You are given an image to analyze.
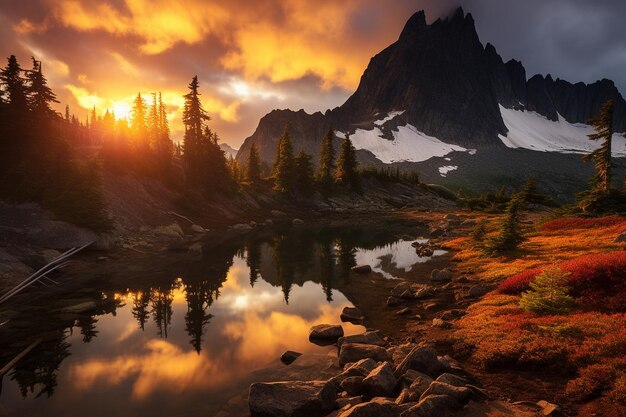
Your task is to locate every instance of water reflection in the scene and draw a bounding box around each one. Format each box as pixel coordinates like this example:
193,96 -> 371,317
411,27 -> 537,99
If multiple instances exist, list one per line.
0,223 -> 436,417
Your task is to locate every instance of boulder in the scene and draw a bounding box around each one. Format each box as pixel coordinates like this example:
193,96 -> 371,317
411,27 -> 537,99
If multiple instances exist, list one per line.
351,265 -> 372,274
338,397 -> 401,417
432,318 -> 452,329
335,396 -> 364,409
191,224 -> 206,233
407,375 -> 433,402
330,359 -> 378,389
292,218 -> 304,225
232,223 -> 253,232
339,343 -> 389,367
413,287 -> 435,300
362,362 -> 397,397
615,232 -> 626,243
338,331 -> 385,349
435,373 -> 466,388
468,285 -> 490,298
280,351 -> 302,365
310,324 -> 344,341
394,347 -> 441,378
437,355 -> 463,373
399,394 -> 458,417
340,376 -> 365,396
537,400 -> 560,416
396,387 -> 411,405
249,380 -> 336,417
401,370 -> 433,388
386,296 -> 401,307
419,382 -> 471,404
340,307 -> 364,323
430,269 -> 452,283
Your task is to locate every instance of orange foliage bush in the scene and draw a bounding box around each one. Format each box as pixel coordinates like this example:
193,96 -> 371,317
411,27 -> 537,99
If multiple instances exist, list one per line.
541,216 -> 626,232
498,251 -> 626,312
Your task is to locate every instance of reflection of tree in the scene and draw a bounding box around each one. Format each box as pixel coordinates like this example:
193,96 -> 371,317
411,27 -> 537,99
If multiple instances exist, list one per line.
319,239 -> 336,302
150,286 -> 175,339
184,280 -> 218,353
11,332 -> 71,398
337,236 -> 357,285
132,290 -> 151,330
246,241 -> 261,288
77,315 -> 98,343
272,235 -> 295,304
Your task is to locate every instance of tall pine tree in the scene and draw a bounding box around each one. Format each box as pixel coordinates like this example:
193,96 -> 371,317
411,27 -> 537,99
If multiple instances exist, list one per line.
584,99 -> 614,194
295,151 -> 314,196
335,133 -> 360,190
273,127 -> 295,192
130,93 -> 148,140
317,127 -> 335,187
246,142 -> 261,184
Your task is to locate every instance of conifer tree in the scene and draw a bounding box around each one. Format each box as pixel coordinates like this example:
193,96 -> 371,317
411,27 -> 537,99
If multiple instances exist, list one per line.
335,133 -> 360,190
0,55 -> 28,113
182,76 -> 210,180
584,99 -> 614,194
25,58 -> 59,117
130,93 -> 148,139
65,105 -> 70,122
317,127 -> 335,187
273,127 -> 295,192
90,105 -> 97,128
155,92 -> 172,164
295,151 -> 314,196
519,267 -> 576,315
246,142 -> 261,184
148,92 -> 159,145
484,193 -> 525,254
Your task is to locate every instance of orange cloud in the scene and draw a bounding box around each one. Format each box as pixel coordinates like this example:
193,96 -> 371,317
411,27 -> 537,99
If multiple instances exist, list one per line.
13,18 -> 50,34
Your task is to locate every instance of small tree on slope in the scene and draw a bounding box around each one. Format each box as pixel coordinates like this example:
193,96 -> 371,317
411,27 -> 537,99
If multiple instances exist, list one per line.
519,267 -> 576,315
246,142 -> 261,184
484,193 -> 525,254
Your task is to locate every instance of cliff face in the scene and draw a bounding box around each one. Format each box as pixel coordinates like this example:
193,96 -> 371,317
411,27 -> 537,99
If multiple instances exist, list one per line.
236,7 -> 626,165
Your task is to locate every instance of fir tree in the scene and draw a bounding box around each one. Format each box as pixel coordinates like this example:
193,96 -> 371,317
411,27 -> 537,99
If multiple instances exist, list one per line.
148,92 -> 159,145
317,127 -> 335,187
156,92 -> 173,164
273,127 -> 296,192
246,142 -> 261,184
90,105 -> 97,128
0,55 -> 28,113
182,76 -> 210,181
64,105 -> 70,122
335,133 -> 360,190
130,93 -> 148,138
295,151 -> 314,196
584,99 -> 614,194
25,58 -> 59,117
484,193 -> 525,254
519,267 -> 576,315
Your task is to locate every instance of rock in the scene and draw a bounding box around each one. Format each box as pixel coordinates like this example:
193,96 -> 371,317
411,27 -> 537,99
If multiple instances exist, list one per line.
341,376 -> 365,396
363,362 -> 397,397
401,370 -> 433,387
400,394 -> 458,417
466,384 -> 490,401
386,296 -> 401,307
292,218 -> 304,225
338,331 -> 385,349
468,285 -> 490,298
280,351 -> 302,365
345,358 -> 378,374
190,224 -> 205,233
443,214 -> 459,221
330,359 -> 377,389
615,232 -> 626,243
391,282 -> 412,297
310,324 -> 344,341
394,347 -> 441,378
60,301 -> 97,313
396,308 -> 411,316
335,396 -> 364,409
232,223 -> 253,232
430,269 -> 452,283
413,287 -> 435,300
537,400 -> 560,416
340,307 -> 364,323
435,374 -> 466,388
461,219 -> 477,227
339,343 -> 389,367
455,276 -> 469,283
437,355 -> 463,373
271,210 -> 286,217
249,380 -> 336,417
432,318 -> 452,329
338,397 -> 401,417
188,242 -> 203,255
396,387 -> 411,405
351,265 -> 372,274
154,223 -> 184,240
406,375 -> 433,401
419,382 -> 471,404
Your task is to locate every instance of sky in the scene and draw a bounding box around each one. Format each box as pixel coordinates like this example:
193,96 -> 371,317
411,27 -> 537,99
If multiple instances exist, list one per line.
1,0 -> 626,148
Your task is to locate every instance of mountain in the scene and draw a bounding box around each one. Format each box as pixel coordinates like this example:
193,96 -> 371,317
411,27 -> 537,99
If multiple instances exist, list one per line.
220,143 -> 238,159
236,7 -> 626,197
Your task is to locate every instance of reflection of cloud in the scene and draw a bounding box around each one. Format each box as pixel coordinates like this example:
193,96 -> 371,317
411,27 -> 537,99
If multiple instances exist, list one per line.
115,321 -> 138,343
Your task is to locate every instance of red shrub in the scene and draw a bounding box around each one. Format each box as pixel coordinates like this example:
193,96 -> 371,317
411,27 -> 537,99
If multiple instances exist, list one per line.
498,251 -> 626,312
541,216 -> 626,232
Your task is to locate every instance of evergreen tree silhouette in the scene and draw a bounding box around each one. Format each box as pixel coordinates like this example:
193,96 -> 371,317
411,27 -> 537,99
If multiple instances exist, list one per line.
335,133 -> 360,190
246,142 -> 262,184
273,127 -> 296,192
246,241 -> 262,287
317,127 -> 336,188
295,151 -> 314,196
132,290 -> 151,331
585,99 -> 614,194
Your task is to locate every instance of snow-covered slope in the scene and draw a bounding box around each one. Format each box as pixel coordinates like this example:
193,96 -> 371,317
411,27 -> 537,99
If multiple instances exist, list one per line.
344,112 -> 471,164
499,105 -> 626,156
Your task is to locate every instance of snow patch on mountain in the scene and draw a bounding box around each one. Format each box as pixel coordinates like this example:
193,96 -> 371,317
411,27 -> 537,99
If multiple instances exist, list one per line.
438,166 -> 458,177
344,116 -> 469,163
498,105 -> 626,156
374,110 -> 405,126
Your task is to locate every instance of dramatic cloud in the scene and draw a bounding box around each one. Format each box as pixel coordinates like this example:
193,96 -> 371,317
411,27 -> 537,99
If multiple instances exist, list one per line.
1,0 -> 625,147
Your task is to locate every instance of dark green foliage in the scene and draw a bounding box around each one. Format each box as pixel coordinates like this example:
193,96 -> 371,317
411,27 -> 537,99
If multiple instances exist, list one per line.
470,219 -> 488,244
521,177 -> 554,206
335,133 -> 360,190
317,127 -> 335,188
519,267 -> 577,315
246,142 -> 261,184
25,57 -> 59,116
459,186 -> 512,212
359,166 -> 419,185
484,193 -> 526,254
584,99 -> 614,194
294,151 -> 314,196
272,127 -> 296,193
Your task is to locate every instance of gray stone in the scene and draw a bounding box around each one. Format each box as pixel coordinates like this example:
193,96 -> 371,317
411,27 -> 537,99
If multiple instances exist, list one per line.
391,282 -> 412,297
191,224 -> 205,233
394,347 -> 441,378
430,269 -> 452,283
340,307 -> 364,323
338,332 -> 385,349
339,343 -> 389,367
338,397 -> 401,417
341,376 -> 364,396
435,373 -> 467,388
351,265 -> 372,274
330,359 -> 377,389
280,351 -> 302,365
401,370 -> 433,387
154,223 -> 184,239
468,285 -> 490,298
362,362 -> 397,397
310,324 -> 344,341
419,382 -> 471,404
399,394 -> 458,417
249,380 -> 336,417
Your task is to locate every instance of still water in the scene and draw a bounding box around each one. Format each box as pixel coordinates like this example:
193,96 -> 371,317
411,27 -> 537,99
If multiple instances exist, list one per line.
0,224 -> 444,417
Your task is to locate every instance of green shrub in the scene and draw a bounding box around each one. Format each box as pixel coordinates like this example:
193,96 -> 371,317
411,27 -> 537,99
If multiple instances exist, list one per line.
519,267 -> 576,315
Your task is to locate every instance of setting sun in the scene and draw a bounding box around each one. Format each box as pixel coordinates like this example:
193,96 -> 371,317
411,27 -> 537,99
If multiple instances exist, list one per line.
112,100 -> 132,120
